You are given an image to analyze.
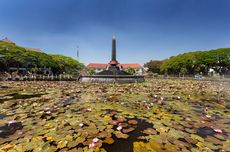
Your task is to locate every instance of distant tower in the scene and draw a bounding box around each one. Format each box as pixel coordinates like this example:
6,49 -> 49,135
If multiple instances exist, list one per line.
77,46 -> 79,61
109,35 -> 118,65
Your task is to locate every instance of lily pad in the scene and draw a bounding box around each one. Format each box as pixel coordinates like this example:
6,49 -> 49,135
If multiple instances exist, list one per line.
103,137 -> 114,144
114,131 -> 129,139
122,127 -> 135,134
128,120 -> 138,125
143,128 -> 157,135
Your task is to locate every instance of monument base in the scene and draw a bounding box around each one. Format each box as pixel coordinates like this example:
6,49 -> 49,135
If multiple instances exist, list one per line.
79,75 -> 145,84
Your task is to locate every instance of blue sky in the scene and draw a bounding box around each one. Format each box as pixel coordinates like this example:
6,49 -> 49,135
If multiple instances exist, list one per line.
0,0 -> 230,65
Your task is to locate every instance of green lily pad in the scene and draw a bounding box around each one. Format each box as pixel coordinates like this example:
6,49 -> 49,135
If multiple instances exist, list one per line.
143,128 -> 157,135
57,140 -> 68,149
114,131 -> 129,139
103,137 -> 114,144
128,120 -> 138,125
190,134 -> 204,142
122,127 -> 135,133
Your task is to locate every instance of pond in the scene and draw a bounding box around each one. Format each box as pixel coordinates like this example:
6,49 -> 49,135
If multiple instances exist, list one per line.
0,79 -> 229,151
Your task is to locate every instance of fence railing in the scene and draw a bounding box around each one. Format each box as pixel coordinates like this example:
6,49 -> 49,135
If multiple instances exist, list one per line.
145,74 -> 230,82
0,74 -> 78,81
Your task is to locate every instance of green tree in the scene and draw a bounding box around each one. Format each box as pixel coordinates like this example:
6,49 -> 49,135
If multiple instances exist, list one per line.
180,67 -> 187,77
50,54 -> 84,75
126,67 -> 136,75
88,69 -> 96,75
0,41 -> 84,75
160,48 -> 230,75
144,60 -> 163,74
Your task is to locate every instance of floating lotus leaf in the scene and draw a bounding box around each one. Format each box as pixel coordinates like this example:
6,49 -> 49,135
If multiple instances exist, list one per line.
106,125 -> 114,129
122,127 -> 135,133
109,120 -> 118,125
57,140 -> 68,149
164,143 -> 177,152
64,135 -> 73,141
133,142 -> 151,152
169,129 -> 187,140
40,142 -> 52,152
13,144 -> 25,152
214,134 -> 225,140
143,128 -> 157,135
204,141 -> 218,150
97,125 -> 106,131
196,142 -> 205,148
67,140 -> 78,148
118,123 -> 129,128
114,131 -> 129,139
117,116 -> 127,122
173,139 -> 190,149
0,144 -> 14,151
223,140 -> 230,151
85,127 -> 99,136
103,137 -> 114,144
104,115 -> 110,119
185,137 -> 198,145
185,128 -> 196,134
23,141 -> 39,151
128,120 -> 138,125
69,119 -> 80,126
98,131 -> 109,138
75,136 -> 86,145
133,141 -> 162,152
206,136 -> 222,145
190,134 -> 204,142
156,127 -> 169,133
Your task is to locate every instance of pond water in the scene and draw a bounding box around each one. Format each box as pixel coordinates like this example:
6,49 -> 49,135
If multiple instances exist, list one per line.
197,127 -> 215,138
0,80 -> 229,151
103,117 -> 152,152
0,114 -> 7,119
0,122 -> 23,138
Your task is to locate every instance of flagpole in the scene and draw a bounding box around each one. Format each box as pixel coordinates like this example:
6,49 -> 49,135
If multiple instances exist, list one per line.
77,46 -> 79,61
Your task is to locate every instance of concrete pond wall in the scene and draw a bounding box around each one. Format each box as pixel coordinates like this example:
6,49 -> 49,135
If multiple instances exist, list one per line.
79,75 -> 145,84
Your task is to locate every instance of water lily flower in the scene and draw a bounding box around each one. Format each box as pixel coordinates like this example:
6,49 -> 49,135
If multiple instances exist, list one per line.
117,126 -> 122,131
87,108 -> 92,111
206,115 -> 211,118
89,142 -> 95,148
8,120 -> 17,126
18,131 -> 23,135
185,118 -> 191,121
46,111 -> 51,114
79,123 -> 84,127
93,138 -> 99,143
152,99 -> 157,103
214,129 -> 223,134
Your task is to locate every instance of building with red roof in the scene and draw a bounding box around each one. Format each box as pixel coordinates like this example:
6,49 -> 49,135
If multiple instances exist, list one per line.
87,63 -> 145,75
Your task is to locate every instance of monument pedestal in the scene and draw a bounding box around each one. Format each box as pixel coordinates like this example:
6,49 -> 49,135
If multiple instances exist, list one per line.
79,36 -> 145,83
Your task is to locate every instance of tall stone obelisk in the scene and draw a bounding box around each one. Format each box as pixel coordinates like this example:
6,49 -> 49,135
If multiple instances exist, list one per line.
110,35 -> 118,65
112,35 -> 116,62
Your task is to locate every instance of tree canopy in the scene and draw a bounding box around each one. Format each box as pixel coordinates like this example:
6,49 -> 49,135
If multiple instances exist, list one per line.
145,48 -> 230,75
144,60 -> 163,74
0,41 -> 84,75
